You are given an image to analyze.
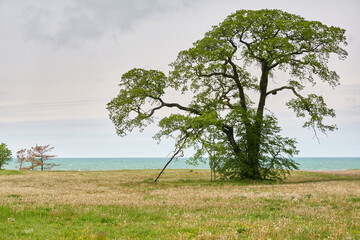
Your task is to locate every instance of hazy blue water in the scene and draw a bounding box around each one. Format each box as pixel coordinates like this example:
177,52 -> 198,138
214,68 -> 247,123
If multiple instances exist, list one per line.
3,157 -> 360,171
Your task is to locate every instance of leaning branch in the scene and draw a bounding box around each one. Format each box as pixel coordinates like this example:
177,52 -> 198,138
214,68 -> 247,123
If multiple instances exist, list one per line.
154,135 -> 188,182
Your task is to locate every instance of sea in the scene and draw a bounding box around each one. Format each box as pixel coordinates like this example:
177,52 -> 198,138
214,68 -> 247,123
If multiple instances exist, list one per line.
3,157 -> 360,171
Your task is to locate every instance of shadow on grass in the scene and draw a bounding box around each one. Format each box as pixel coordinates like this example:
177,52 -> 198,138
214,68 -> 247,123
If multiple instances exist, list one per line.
141,170 -> 360,188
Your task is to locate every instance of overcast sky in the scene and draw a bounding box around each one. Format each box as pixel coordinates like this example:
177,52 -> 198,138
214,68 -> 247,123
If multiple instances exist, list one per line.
0,0 -> 359,158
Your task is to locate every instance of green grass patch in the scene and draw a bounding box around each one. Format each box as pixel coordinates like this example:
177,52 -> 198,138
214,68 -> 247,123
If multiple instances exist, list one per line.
0,170 -> 21,175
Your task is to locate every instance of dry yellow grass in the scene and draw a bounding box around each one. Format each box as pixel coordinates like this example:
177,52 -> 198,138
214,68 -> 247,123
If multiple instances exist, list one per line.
1,169 -> 360,239
1,170 -> 359,208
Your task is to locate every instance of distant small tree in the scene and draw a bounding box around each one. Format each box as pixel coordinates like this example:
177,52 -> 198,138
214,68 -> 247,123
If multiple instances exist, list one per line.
31,144 -> 58,171
16,149 -> 26,170
16,144 -> 58,171
16,149 -> 35,170
0,143 -> 12,170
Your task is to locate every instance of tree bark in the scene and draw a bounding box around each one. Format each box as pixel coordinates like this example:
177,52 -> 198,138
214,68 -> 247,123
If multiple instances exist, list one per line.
243,62 -> 270,179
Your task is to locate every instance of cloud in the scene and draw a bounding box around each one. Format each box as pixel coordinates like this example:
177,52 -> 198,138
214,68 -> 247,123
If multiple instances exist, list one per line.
19,0 -> 199,47
0,99 -> 107,123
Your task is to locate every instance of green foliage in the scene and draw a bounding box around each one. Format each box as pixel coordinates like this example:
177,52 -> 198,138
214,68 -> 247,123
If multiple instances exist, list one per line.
286,94 -> 337,133
0,143 -> 12,170
107,68 -> 168,136
107,9 -> 347,180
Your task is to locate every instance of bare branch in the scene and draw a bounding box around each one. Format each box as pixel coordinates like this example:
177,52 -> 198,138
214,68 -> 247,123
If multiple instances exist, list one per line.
154,135 -> 188,182
199,72 -> 234,80
227,57 -> 248,111
158,98 -> 201,115
266,86 -> 304,100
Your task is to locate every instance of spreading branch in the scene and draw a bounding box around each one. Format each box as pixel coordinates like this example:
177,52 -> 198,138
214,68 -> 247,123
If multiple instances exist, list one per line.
266,86 -> 303,99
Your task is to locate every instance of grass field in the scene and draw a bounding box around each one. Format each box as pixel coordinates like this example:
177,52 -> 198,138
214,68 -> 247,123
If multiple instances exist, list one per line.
0,169 -> 359,239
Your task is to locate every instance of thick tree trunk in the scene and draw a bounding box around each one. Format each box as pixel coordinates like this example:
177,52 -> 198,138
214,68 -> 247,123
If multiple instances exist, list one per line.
241,62 -> 270,180
244,126 -> 262,179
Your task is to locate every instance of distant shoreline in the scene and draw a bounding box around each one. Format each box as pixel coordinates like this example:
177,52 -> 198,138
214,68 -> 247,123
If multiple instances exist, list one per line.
4,157 -> 360,171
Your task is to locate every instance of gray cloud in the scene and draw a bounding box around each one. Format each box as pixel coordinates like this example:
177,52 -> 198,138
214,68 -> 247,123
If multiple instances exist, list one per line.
1,0 -> 359,157
20,0 -> 198,47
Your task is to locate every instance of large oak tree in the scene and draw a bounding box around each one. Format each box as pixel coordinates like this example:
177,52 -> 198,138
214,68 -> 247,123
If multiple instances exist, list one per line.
108,9 -> 347,180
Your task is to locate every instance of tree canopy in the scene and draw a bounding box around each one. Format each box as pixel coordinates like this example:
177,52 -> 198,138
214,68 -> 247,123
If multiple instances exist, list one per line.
107,9 -> 347,180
